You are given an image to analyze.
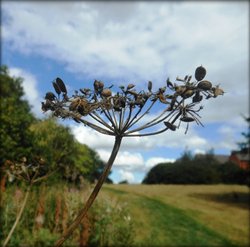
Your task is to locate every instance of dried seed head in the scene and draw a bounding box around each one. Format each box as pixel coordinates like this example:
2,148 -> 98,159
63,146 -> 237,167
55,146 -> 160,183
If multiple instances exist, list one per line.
197,80 -> 212,90
195,66 -> 206,81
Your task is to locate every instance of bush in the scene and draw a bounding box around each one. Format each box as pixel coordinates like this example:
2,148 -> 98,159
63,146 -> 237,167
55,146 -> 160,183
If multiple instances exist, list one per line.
143,151 -> 248,185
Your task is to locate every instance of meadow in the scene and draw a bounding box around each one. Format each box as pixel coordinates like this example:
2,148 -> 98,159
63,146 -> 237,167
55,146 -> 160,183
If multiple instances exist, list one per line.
101,184 -> 249,247
1,184 -> 249,247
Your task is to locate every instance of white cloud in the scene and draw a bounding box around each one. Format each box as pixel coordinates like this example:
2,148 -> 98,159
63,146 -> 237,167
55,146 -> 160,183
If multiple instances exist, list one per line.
97,149 -> 144,169
118,170 -> 135,183
2,1 -> 248,163
2,1 -> 248,126
8,67 -> 42,117
71,121 -> 209,152
145,157 -> 175,169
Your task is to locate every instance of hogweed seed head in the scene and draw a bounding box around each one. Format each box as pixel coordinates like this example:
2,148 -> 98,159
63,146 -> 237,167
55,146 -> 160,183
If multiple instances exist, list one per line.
42,66 -> 224,137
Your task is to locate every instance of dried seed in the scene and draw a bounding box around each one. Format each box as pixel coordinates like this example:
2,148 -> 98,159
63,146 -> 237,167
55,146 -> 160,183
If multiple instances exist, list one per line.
195,66 -> 206,81
94,80 -> 100,91
56,77 -> 67,93
53,82 -> 61,95
164,121 -> 177,131
192,92 -> 203,103
45,92 -> 56,101
180,116 -> 195,122
127,84 -> 135,90
69,98 -> 80,111
166,78 -> 174,88
148,81 -> 152,92
212,86 -> 224,97
197,80 -> 212,90
182,90 -> 194,99
101,89 -> 112,97
158,94 -> 168,104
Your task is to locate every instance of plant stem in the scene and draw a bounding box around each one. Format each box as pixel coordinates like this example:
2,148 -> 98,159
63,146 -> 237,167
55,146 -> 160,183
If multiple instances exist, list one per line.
3,185 -> 31,247
54,136 -> 123,247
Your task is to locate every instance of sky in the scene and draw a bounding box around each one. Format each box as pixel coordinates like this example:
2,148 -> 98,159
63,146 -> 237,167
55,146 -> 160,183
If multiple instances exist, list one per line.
1,1 -> 249,184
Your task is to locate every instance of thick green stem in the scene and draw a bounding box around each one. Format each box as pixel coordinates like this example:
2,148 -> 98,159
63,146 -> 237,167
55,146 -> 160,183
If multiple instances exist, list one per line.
54,136 -> 123,247
3,185 -> 31,247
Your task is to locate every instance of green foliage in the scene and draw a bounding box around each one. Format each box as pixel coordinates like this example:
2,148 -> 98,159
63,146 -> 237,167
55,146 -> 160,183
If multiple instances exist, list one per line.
1,185 -> 134,247
218,161 -> 249,185
143,150 -> 248,185
89,199 -> 135,247
30,118 -> 109,184
0,65 -> 112,184
0,65 -> 35,164
237,116 -> 250,153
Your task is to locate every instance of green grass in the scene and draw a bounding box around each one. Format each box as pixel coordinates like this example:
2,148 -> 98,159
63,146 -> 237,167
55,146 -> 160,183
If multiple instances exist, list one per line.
2,184 -> 248,247
102,185 -> 249,247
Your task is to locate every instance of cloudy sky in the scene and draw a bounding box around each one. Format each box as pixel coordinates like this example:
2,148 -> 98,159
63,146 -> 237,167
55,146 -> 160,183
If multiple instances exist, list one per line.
2,1 -> 249,183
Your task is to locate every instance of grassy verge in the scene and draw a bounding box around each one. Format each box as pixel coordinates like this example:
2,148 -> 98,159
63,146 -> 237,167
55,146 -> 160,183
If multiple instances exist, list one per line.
102,185 -> 249,247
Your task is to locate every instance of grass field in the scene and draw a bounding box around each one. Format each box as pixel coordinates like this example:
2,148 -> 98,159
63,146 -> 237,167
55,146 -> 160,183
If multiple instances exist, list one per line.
99,184 -> 249,247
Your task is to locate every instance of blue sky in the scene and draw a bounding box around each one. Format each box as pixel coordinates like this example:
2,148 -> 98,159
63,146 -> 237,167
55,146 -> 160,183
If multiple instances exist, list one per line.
1,1 -> 249,183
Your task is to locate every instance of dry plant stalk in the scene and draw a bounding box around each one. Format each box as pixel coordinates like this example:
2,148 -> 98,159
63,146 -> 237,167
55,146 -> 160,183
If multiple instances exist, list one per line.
41,66 -> 224,246
2,157 -> 55,247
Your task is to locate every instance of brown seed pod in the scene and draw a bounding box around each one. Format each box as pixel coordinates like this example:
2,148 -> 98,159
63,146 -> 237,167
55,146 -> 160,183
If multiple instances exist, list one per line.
195,66 -> 206,81
164,121 -> 177,131
69,98 -> 80,111
101,89 -> 112,97
56,77 -> 67,94
45,92 -> 56,101
197,80 -> 212,90
180,116 -> 195,122
212,86 -> 224,97
53,82 -> 61,95
148,81 -> 152,92
182,90 -> 194,99
166,78 -> 173,88
158,93 -> 168,104
192,91 -> 203,103
127,84 -> 135,90
99,81 -> 104,89
94,80 -> 100,91
175,86 -> 186,95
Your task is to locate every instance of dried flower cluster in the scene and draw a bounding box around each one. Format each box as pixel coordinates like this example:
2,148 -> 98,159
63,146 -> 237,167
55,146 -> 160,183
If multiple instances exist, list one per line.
42,66 -> 224,136
3,157 -> 50,184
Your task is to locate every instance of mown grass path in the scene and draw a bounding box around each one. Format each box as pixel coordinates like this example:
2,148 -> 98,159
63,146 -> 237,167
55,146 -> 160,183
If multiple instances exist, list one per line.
101,185 -> 247,247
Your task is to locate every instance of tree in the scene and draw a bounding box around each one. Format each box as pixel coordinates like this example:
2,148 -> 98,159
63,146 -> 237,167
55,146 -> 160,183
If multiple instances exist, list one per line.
0,65 -> 35,164
30,118 -> 109,184
237,115 -> 250,153
218,161 -> 249,185
143,150 -> 221,184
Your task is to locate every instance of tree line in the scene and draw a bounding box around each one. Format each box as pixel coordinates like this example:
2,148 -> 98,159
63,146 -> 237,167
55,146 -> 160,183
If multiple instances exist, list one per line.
143,150 -> 249,185
0,65 -> 112,185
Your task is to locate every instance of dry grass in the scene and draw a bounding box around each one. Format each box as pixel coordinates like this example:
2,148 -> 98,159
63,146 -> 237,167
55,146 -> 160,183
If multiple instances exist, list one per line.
102,184 -> 249,246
